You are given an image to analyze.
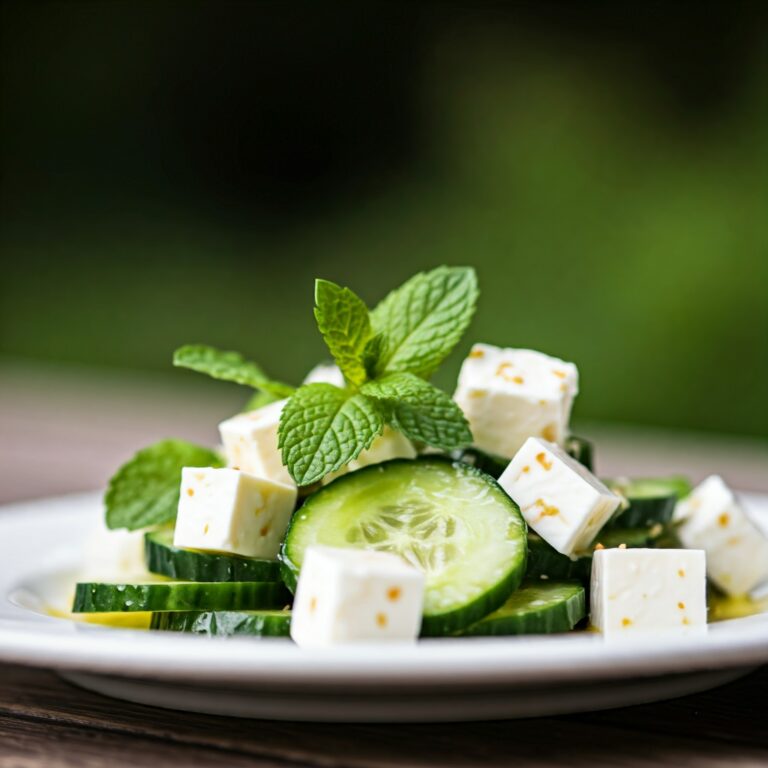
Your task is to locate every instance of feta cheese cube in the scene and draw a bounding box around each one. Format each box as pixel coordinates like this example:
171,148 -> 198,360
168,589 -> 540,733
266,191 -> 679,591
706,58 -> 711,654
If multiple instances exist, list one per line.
218,399 -> 294,487
676,475 -> 768,596
290,545 -> 425,647
591,548 -> 707,636
454,344 -> 579,458
303,363 -> 345,387
322,426 -> 417,484
174,467 -> 296,558
498,437 -> 620,555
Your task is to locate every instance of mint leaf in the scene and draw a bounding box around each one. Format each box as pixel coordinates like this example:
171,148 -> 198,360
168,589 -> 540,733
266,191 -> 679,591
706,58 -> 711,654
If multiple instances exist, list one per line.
314,280 -> 372,387
173,345 -> 294,398
363,373 -> 472,450
370,266 -> 479,378
105,440 -> 223,531
362,332 -> 385,380
278,384 -> 384,485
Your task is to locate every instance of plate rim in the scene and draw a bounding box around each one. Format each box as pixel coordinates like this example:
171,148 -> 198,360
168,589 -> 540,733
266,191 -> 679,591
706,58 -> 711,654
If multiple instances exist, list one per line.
1,490 -> 767,689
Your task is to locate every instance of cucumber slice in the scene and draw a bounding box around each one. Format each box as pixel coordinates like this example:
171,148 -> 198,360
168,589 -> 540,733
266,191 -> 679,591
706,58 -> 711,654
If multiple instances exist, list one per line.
526,534 -> 592,583
281,458 -> 528,636
526,527 -> 659,583
449,447 -> 508,479
151,609 -> 291,637
564,435 -> 594,472
144,529 -> 281,583
604,476 -> 692,529
461,581 -> 586,636
72,580 -> 290,613
452,436 -> 593,480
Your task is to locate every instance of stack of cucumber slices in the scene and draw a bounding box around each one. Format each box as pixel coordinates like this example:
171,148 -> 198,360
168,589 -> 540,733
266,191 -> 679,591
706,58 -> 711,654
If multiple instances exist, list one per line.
71,453 -> 689,639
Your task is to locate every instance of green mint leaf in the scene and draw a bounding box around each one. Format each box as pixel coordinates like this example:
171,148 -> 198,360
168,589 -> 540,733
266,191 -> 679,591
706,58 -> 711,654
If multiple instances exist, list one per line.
362,373 -> 472,450
362,332 -> 385,380
173,345 -> 294,398
105,439 -> 223,531
278,383 -> 384,485
313,279 -> 372,387
370,266 -> 479,378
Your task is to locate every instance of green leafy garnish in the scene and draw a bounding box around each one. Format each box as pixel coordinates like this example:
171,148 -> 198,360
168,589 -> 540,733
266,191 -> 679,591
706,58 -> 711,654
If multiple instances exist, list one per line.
276,266 -> 478,484
173,344 -> 294,399
370,266 -> 479,379
277,384 -> 384,486
167,266 -> 478,486
362,373 -> 472,450
105,440 -> 223,530
313,279 -> 372,387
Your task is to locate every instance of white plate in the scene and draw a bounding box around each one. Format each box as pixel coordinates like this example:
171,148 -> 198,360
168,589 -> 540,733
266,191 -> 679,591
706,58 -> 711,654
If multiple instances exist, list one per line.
1,491 -> 767,722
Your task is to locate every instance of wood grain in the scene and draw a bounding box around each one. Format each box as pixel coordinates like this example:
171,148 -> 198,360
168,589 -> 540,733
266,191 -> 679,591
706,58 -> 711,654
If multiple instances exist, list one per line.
0,663 -> 766,767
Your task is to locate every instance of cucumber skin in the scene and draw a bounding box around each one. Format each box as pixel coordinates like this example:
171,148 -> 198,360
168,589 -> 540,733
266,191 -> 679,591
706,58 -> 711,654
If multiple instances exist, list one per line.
606,496 -> 676,529
449,448 -> 508,479
280,457 -> 528,637
526,535 -> 592,584
461,582 -> 586,636
452,435 -> 593,480
418,557 -> 526,636
144,531 -> 281,583
526,527 -> 659,584
73,581 -> 290,613
564,436 -> 594,472
151,610 -> 291,637
604,477 -> 692,529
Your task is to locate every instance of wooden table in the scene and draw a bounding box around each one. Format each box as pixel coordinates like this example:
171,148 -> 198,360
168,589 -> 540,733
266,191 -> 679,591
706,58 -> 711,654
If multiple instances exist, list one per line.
2,364 -> 767,767
1,663 -> 767,767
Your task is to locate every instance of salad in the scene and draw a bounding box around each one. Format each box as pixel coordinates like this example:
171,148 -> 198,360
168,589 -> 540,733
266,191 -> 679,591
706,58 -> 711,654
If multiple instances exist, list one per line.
72,266 -> 768,644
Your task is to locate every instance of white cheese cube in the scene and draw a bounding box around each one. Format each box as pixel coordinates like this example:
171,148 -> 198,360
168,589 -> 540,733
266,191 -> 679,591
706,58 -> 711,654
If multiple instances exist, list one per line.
80,520 -> 149,581
454,344 -> 579,458
174,467 -> 296,558
591,548 -> 707,636
218,399 -> 294,487
498,437 -> 620,555
303,363 -> 345,387
322,426 -> 417,484
290,545 -> 425,647
676,475 -> 768,596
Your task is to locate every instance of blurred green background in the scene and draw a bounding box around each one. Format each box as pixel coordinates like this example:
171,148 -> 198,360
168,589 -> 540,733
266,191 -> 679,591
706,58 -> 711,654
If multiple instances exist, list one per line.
1,1 -> 766,437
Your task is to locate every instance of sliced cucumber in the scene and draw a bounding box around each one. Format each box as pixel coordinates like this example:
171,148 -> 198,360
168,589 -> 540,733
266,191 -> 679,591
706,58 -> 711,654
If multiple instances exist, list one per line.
526,534 -> 592,583
526,527 -> 660,583
596,526 -> 665,548
151,609 -> 291,637
452,436 -> 593,479
449,447 -> 508,479
144,529 -> 281,583
604,476 -> 692,529
280,458 -> 528,636
461,581 -> 586,636
72,580 -> 290,613
564,435 -> 594,472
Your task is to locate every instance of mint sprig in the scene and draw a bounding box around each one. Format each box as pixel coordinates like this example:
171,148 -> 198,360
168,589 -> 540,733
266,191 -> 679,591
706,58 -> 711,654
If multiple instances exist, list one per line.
313,280 -> 372,387
165,266 -> 477,486
173,344 -> 294,399
105,440 -> 223,530
370,266 -> 479,379
276,266 -> 477,484
278,384 -> 384,486
362,373 -> 472,450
